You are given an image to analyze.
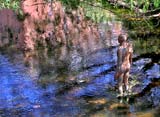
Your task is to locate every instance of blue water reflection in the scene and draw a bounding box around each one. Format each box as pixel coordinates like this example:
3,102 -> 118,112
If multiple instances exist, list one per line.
0,54 -> 44,109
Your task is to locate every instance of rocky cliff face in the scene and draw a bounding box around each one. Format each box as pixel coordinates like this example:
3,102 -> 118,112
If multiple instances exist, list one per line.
21,0 -> 101,51
0,0 -> 103,52
0,9 -> 23,48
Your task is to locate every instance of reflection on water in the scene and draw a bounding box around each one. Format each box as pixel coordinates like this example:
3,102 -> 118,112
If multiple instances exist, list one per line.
0,11 -> 160,117
0,54 -> 42,109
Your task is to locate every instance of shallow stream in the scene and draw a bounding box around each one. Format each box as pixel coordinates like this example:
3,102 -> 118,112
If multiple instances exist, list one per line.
0,9 -> 160,117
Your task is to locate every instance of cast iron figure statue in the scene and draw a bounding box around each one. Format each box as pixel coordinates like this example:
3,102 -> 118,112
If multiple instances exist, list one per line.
115,34 -> 133,97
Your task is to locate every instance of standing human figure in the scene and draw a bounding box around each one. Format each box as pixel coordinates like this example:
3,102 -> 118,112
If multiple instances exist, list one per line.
114,34 -> 133,97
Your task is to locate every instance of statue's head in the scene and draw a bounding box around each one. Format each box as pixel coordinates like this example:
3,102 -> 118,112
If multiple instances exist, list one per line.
118,34 -> 127,44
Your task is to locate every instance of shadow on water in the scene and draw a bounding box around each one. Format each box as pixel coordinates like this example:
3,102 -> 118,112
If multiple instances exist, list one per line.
0,10 -> 160,117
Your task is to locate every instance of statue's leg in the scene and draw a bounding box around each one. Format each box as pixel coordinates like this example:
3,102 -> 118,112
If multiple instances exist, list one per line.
118,73 -> 124,96
124,71 -> 130,93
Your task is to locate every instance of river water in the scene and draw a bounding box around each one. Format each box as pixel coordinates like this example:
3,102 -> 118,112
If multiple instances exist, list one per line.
0,10 -> 160,117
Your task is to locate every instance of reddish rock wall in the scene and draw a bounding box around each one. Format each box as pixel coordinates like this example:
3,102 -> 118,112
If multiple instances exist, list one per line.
0,9 -> 23,48
21,0 -> 101,51
0,1 -> 102,52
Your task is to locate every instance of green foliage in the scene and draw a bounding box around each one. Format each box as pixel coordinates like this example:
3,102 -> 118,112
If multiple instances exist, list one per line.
153,0 -> 160,8
81,2 -> 116,23
60,0 -> 80,9
0,0 -> 20,10
133,37 -> 160,55
123,0 -> 160,12
142,0 -> 149,12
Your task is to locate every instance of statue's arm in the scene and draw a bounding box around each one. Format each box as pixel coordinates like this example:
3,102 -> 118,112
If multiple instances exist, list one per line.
115,48 -> 122,80
129,52 -> 132,65
129,44 -> 133,65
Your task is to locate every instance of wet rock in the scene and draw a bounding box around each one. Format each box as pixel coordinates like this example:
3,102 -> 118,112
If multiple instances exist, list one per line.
83,48 -> 117,69
146,63 -> 160,79
135,112 -> 155,117
109,103 -> 129,111
149,87 -> 160,107
88,98 -> 107,104
132,58 -> 152,72
69,49 -> 83,71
